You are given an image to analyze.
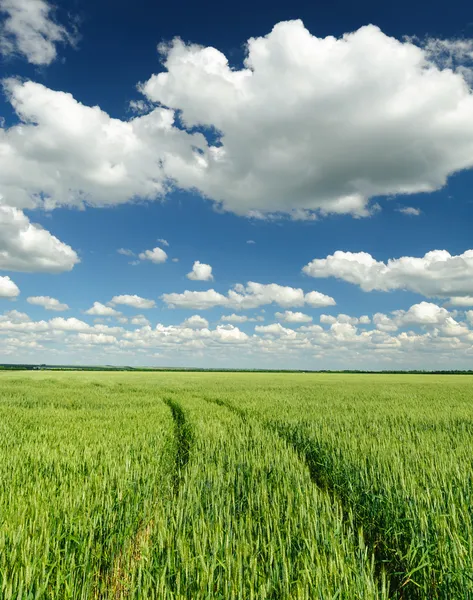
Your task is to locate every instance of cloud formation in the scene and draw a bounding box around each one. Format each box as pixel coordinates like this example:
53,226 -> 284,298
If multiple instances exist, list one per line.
0,0 -> 75,65
3,300 -> 473,369
303,249 -> 473,300
85,302 -> 121,317
142,21 -> 473,217
0,206 -> 79,272
110,295 -> 156,309
275,310 -> 313,323
27,296 -> 69,311
2,22 -> 473,219
0,275 -> 19,297
162,282 -> 335,310
186,261 -> 213,281
138,247 -> 168,263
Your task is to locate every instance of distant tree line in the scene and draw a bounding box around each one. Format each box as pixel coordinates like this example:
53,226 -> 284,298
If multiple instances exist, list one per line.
1,364 -> 473,374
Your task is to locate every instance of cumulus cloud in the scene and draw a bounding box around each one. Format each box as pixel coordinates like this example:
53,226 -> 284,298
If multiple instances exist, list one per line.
0,0 -> 75,65
275,310 -> 312,323
2,23 -> 473,220
0,275 -> 19,297
162,282 -> 335,310
305,291 -> 336,307
187,261 -> 213,281
448,296 -> 473,307
0,309 -> 29,322
303,249 -> 473,300
76,333 -> 117,345
48,317 -> 90,332
0,206 -> 79,272
320,313 -> 370,325
130,315 -> 151,326
181,315 -> 209,329
255,323 -> 297,337
0,78 -> 203,211
157,238 -> 169,247
110,295 -> 156,309
162,289 -> 227,310
138,246 -> 168,263
85,302 -> 121,317
220,313 -> 249,323
141,21 -> 473,218
3,300 -> 473,368
27,296 -> 68,311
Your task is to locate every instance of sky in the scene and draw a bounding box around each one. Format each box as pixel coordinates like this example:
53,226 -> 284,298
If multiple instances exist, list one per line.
1,0 -> 473,369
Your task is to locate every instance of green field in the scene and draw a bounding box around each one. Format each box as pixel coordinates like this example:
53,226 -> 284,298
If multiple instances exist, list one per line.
1,372 -> 472,599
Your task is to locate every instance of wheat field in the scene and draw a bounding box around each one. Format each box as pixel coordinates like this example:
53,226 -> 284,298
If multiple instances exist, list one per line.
1,371 -> 472,599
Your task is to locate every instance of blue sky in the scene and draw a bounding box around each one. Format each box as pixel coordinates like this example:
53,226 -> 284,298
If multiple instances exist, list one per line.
1,0 -> 473,368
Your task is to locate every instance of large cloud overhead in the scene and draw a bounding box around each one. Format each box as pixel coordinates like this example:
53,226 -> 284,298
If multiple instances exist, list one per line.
142,21 -> 473,217
2,22 -> 473,218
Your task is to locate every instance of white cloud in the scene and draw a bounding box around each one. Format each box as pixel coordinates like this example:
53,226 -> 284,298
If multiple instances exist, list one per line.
373,313 -> 399,333
255,323 -> 297,337
76,333 -> 117,345
0,206 -> 79,272
448,296 -> 473,306
0,78 -> 202,211
212,324 -> 249,343
157,238 -> 169,247
27,296 -> 68,311
48,317 -> 90,332
305,291 -> 336,307
85,302 -> 121,317
162,282 -> 335,310
303,249 -> 473,300
320,313 -> 362,325
395,301 -> 449,325
247,240 -> 256,244
0,0 -> 75,65
162,289 -> 228,310
141,21 -> 473,218
187,260 -> 213,281
117,248 -> 135,257
138,246 -> 168,264
110,295 -> 156,309
3,301 -> 473,368
0,275 -> 19,297
181,315 -> 209,329
130,315 -> 151,326
422,37 -> 473,83
275,310 -> 312,323
397,207 -> 421,216
3,23 -> 473,220
0,309 -> 29,322
220,313 -> 249,323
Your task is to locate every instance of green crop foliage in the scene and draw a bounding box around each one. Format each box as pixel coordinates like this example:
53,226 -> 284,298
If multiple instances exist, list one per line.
1,371 -> 473,598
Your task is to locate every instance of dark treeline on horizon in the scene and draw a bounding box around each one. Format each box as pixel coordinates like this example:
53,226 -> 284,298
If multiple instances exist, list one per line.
1,364 -> 473,374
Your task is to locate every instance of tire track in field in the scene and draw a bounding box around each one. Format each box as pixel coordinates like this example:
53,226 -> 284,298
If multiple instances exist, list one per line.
202,395 -> 418,600
163,397 -> 193,492
106,398 -> 193,598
